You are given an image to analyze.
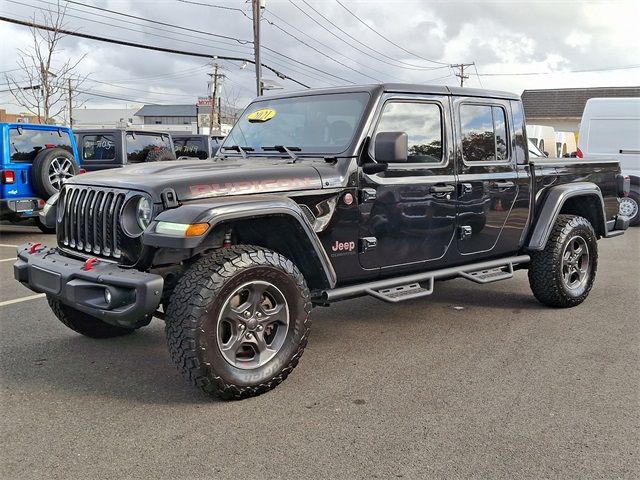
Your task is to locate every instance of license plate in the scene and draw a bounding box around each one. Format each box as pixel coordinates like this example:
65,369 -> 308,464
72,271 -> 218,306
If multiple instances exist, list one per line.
15,200 -> 35,212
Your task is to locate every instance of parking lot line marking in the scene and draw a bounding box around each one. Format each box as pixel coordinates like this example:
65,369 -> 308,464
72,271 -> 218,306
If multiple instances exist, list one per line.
0,294 -> 46,307
0,244 -> 19,248
0,258 -> 16,262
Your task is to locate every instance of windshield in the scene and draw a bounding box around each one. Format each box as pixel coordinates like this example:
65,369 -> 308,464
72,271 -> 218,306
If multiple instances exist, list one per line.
221,92 -> 370,156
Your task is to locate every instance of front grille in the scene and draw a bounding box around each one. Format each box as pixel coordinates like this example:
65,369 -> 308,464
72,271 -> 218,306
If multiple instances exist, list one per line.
59,186 -> 127,260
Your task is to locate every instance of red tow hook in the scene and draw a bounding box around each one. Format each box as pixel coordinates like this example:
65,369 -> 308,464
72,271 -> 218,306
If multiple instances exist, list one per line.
83,257 -> 99,271
29,243 -> 42,254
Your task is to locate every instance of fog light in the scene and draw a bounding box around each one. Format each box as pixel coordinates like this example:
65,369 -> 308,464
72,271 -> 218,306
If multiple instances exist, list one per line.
104,289 -> 112,305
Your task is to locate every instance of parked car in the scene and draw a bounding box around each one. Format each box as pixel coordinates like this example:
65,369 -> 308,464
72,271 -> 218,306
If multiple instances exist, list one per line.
577,97 -> 640,225
555,131 -> 577,158
1,123 -> 80,232
172,134 -> 225,159
526,124 -> 556,157
74,129 -> 176,171
16,84 -> 630,399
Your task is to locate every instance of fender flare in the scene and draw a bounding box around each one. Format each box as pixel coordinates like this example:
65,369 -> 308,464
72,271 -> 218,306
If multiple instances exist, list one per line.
143,194 -> 337,288
527,182 -> 608,250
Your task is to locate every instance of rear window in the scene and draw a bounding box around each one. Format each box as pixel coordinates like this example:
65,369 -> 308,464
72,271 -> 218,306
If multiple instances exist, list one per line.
8,128 -> 73,163
588,119 -> 640,153
174,137 -> 208,159
460,104 -> 509,162
126,132 -> 172,163
82,134 -> 116,161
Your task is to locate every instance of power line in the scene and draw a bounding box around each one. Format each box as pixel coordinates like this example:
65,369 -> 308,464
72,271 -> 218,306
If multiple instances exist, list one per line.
262,15 -> 382,82
334,0 -> 449,67
173,0 -> 356,85
9,0 -> 254,56
291,0 -> 448,71
0,15 -> 310,89
472,62 -> 483,88
177,0 -> 250,18
477,64 -> 640,76
64,0 -> 251,44
264,11 -> 405,82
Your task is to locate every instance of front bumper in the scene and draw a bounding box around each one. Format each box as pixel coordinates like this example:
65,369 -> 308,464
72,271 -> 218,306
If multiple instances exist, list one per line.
14,244 -> 163,328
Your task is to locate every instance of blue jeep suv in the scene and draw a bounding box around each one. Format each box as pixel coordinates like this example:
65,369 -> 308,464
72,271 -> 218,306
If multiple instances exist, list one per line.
1,123 -> 81,232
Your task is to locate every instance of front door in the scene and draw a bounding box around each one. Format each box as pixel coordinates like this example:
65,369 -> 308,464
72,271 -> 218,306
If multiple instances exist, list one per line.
358,95 -> 457,270
453,98 -> 519,255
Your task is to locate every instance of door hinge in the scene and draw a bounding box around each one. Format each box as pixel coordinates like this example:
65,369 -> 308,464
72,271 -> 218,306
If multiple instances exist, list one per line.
360,237 -> 377,253
459,226 -> 473,240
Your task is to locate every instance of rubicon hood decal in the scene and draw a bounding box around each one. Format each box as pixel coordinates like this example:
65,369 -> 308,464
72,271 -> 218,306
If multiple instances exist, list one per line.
189,177 -> 314,198
66,158 -> 324,202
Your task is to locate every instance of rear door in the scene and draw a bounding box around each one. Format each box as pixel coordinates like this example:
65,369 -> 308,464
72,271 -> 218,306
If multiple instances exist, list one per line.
453,97 -> 519,255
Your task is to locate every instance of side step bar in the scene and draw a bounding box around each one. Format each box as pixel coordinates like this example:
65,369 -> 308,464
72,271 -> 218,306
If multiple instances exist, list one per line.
322,255 -> 530,303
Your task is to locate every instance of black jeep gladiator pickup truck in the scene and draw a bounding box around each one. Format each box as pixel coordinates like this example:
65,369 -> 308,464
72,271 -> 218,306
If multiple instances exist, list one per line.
14,84 -> 630,399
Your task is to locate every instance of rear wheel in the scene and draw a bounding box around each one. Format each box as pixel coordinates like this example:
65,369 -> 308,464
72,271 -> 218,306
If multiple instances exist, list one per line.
48,297 -> 136,338
619,191 -> 639,226
165,245 -> 311,400
528,214 -> 598,308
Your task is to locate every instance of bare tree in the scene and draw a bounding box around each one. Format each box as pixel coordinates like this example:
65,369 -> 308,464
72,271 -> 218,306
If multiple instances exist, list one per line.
221,84 -> 243,126
5,0 -> 88,124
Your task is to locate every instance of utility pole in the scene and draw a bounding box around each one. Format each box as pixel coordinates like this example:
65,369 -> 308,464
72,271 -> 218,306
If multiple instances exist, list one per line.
208,63 -> 224,135
451,63 -> 473,87
252,0 -> 264,96
67,77 -> 72,127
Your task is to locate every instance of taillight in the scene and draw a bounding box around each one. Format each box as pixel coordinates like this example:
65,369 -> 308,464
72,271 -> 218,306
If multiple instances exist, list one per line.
1,170 -> 15,184
79,168 -> 87,174
576,148 -> 583,158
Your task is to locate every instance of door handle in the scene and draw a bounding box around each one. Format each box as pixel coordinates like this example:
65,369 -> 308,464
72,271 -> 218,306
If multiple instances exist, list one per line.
429,185 -> 455,194
490,181 -> 515,189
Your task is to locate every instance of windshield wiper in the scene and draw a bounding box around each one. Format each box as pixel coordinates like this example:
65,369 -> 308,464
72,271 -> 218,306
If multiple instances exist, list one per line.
221,145 -> 254,159
262,145 -> 301,163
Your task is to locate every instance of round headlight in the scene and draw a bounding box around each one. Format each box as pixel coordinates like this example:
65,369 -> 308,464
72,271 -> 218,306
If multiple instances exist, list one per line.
136,197 -> 152,230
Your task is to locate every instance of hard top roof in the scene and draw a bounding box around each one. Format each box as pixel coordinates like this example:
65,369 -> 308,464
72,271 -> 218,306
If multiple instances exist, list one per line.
253,83 -> 520,102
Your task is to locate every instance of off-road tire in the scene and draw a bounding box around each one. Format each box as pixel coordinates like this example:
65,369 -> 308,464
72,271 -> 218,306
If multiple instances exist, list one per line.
48,297 -> 136,338
31,148 -> 79,198
620,190 -> 639,226
35,217 -> 55,234
528,214 -> 598,308
165,245 -> 312,400
145,148 -> 176,162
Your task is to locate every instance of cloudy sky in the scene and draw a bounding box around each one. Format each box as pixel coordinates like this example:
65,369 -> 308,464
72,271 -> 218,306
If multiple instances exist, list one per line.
1,0 -> 639,114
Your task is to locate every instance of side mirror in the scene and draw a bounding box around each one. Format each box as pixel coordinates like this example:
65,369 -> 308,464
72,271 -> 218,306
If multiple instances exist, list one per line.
374,131 -> 408,163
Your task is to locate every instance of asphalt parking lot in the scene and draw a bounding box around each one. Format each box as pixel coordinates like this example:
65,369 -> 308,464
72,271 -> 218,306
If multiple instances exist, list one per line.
0,223 -> 638,480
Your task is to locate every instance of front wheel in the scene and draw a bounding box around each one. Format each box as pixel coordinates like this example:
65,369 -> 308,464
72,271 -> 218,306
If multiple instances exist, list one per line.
528,214 -> 598,308
165,245 -> 311,400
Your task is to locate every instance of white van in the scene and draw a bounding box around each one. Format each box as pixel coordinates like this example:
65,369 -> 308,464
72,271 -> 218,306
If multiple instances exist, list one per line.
555,131 -> 577,158
526,125 -> 557,158
578,98 -> 640,225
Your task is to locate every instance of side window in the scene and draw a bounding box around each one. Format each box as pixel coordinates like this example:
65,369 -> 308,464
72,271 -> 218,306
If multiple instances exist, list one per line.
82,134 -> 115,161
174,137 -> 207,159
376,101 -> 443,164
126,133 -> 171,163
9,128 -> 72,163
460,104 -> 509,162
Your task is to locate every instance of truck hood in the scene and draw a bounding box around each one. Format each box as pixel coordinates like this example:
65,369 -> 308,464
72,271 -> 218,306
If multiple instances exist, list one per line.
67,158 -> 325,202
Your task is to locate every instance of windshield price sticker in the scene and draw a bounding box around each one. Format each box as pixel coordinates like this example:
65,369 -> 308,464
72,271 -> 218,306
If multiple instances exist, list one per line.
246,108 -> 276,123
